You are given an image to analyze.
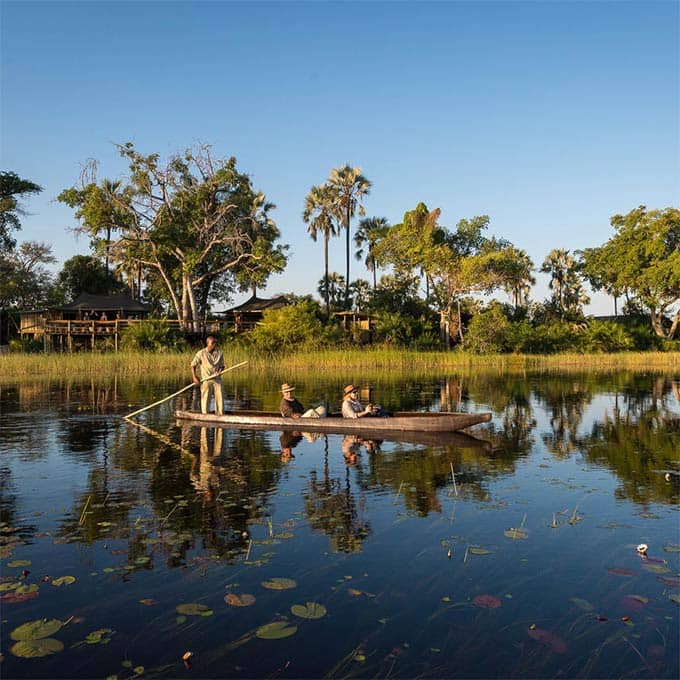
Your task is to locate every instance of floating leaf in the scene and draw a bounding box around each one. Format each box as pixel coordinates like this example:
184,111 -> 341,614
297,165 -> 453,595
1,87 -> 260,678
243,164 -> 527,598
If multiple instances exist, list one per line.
468,547 -> 491,556
176,603 -> 213,616
668,593 -> 680,604
291,602 -> 327,619
134,557 -> 150,565
133,666 -> 145,675
11,638 -> 64,657
354,653 -> 366,662
176,616 -> 186,625
52,576 -> 76,586
527,628 -> 566,654
658,576 -> 680,587
6,560 -> 31,568
261,577 -> 297,590
274,532 -> 294,540
139,598 -> 157,606
224,593 -> 256,607
348,588 -> 363,597
571,597 -> 594,612
663,543 -> 680,553
642,563 -> 670,574
607,567 -> 637,577
84,628 -> 113,644
0,582 -> 20,592
621,595 -> 648,612
504,528 -> 528,540
11,619 -> 63,641
473,594 -> 501,609
1,590 -> 39,603
256,621 -> 297,639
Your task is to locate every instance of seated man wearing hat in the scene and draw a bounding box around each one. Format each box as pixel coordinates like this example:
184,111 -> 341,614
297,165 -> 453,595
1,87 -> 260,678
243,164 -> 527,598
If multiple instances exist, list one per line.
341,384 -> 379,418
280,383 -> 326,418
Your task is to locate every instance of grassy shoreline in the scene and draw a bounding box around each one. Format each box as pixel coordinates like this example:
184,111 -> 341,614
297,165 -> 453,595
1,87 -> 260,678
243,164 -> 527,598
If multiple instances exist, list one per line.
2,348 -> 680,382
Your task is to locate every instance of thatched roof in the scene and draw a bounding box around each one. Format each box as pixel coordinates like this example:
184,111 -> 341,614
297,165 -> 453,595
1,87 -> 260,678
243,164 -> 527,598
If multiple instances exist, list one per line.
225,295 -> 289,314
57,293 -> 150,313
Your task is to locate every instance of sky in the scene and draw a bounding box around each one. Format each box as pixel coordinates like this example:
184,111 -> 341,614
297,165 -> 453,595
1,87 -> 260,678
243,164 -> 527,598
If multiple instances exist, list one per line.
2,0 -> 678,314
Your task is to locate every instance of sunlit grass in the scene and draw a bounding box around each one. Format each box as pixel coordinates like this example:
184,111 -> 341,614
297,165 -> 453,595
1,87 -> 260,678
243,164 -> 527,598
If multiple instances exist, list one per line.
2,348 -> 680,382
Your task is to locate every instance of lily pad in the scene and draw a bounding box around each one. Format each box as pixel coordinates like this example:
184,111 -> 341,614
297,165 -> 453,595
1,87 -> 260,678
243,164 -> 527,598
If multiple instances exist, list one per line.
641,563 -> 670,574
256,621 -> 297,639
504,528 -> 528,540
176,603 -> 213,616
6,560 -> 31,568
663,543 -> 680,553
224,593 -> 256,607
1,590 -> 39,603
0,582 -> 20,591
261,577 -> 297,590
528,628 -> 566,654
607,567 -> 637,577
84,628 -> 114,644
468,547 -> 491,555
52,576 -> 76,586
571,597 -> 594,612
473,594 -> 501,609
11,638 -> 64,658
11,619 -> 63,641
668,593 -> 680,604
621,595 -> 648,612
291,602 -> 327,619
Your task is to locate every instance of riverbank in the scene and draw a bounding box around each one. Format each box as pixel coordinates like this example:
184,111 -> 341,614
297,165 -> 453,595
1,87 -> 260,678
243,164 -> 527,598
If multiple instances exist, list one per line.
2,348 -> 680,381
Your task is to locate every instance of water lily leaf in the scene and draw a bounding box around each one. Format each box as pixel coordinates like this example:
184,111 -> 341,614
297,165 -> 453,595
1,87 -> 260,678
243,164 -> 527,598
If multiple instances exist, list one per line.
11,619 -> 63,640
176,616 -> 186,625
274,532 -> 294,539
657,576 -> 680,587
11,638 -> 64,657
52,576 -> 76,586
134,557 -> 150,565
504,528 -> 528,540
176,603 -> 213,616
607,567 -> 637,577
663,543 -> 680,553
668,593 -> 680,604
528,628 -> 566,654
15,583 -> 39,594
224,593 -> 256,607
354,653 -> 366,662
133,666 -> 145,675
139,598 -> 157,606
469,547 -> 491,555
571,597 -> 594,612
6,560 -> 31,568
256,621 -> 297,639
84,628 -> 113,644
0,582 -> 20,591
621,595 -> 648,612
291,602 -> 327,619
1,590 -> 39,603
261,577 -> 297,590
473,594 -> 501,609
641,563 -> 670,574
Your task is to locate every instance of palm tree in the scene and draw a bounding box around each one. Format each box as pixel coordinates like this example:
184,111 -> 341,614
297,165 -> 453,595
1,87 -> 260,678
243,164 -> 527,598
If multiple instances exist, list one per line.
349,278 -> 371,311
502,247 -> 535,312
317,272 -> 346,311
541,248 -> 588,318
327,165 -> 371,305
354,216 -> 389,289
303,185 -> 339,315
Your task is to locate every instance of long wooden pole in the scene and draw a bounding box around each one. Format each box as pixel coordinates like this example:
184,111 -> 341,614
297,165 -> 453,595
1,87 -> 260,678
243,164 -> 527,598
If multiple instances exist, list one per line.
123,360 -> 248,419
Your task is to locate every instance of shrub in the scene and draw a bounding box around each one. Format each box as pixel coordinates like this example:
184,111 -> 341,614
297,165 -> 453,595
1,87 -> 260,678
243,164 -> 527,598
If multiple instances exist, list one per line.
465,305 -> 513,354
245,300 -> 340,353
120,320 -> 183,351
578,320 -> 634,353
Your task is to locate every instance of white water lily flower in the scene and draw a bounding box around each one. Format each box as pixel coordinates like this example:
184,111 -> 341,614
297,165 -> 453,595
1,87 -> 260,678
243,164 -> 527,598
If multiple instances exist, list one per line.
636,544 -> 648,554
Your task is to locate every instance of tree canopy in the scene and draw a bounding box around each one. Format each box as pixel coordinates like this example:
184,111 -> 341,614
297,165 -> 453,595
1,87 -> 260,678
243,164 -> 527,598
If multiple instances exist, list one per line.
59,143 -> 287,327
0,172 -> 43,253
580,206 -> 680,339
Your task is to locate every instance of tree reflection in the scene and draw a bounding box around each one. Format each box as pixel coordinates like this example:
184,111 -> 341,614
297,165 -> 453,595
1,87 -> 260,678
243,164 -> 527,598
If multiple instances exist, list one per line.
304,438 -> 370,553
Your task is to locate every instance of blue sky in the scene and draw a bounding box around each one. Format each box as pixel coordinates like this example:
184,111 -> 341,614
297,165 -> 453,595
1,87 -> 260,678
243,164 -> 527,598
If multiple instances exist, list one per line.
2,0 -> 678,314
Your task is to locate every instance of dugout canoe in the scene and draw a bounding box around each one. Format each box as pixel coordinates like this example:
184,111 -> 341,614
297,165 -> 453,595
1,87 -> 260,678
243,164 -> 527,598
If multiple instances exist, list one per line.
174,409 -> 491,436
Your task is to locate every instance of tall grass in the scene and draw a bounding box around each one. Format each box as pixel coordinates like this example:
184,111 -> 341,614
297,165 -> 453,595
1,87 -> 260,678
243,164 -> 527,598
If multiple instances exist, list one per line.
2,348 -> 680,383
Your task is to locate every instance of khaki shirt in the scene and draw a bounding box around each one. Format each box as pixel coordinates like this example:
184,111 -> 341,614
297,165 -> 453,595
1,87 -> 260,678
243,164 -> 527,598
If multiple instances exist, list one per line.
191,348 -> 224,381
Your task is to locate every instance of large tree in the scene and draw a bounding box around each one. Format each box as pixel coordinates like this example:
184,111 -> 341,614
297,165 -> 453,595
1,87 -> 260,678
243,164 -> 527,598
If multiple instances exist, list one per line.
326,165 -> 371,305
580,206 -> 680,339
0,172 -> 43,253
59,143 -> 287,329
0,241 -> 55,309
303,184 -> 339,315
540,248 -> 589,320
56,254 -> 123,302
354,216 -> 389,289
374,203 -> 517,345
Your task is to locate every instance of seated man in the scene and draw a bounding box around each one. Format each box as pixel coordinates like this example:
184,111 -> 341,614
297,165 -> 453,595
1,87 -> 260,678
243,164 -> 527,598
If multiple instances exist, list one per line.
341,384 -> 379,418
280,383 -> 326,418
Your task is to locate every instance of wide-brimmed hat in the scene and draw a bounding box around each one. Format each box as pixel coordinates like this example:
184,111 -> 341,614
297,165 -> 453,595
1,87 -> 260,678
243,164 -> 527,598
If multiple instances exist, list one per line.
281,383 -> 295,393
343,384 -> 358,397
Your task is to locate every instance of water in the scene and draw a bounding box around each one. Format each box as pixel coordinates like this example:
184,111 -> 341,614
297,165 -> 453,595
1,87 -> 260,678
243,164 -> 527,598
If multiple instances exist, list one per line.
1,373 -> 678,678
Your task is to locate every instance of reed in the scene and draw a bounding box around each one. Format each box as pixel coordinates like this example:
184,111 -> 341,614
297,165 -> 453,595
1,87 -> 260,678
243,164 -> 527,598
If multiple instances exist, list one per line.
2,348 -> 680,381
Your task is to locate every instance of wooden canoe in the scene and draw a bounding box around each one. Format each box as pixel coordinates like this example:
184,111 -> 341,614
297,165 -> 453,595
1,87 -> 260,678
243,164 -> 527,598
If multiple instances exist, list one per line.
174,409 -> 491,436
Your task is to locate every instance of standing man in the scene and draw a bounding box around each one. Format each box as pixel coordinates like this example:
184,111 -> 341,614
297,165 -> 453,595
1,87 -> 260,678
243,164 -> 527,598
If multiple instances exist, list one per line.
191,336 -> 225,415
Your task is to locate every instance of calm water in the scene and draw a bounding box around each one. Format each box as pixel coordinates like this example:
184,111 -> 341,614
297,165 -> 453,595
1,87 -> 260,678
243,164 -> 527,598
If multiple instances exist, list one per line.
1,372 -> 678,679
